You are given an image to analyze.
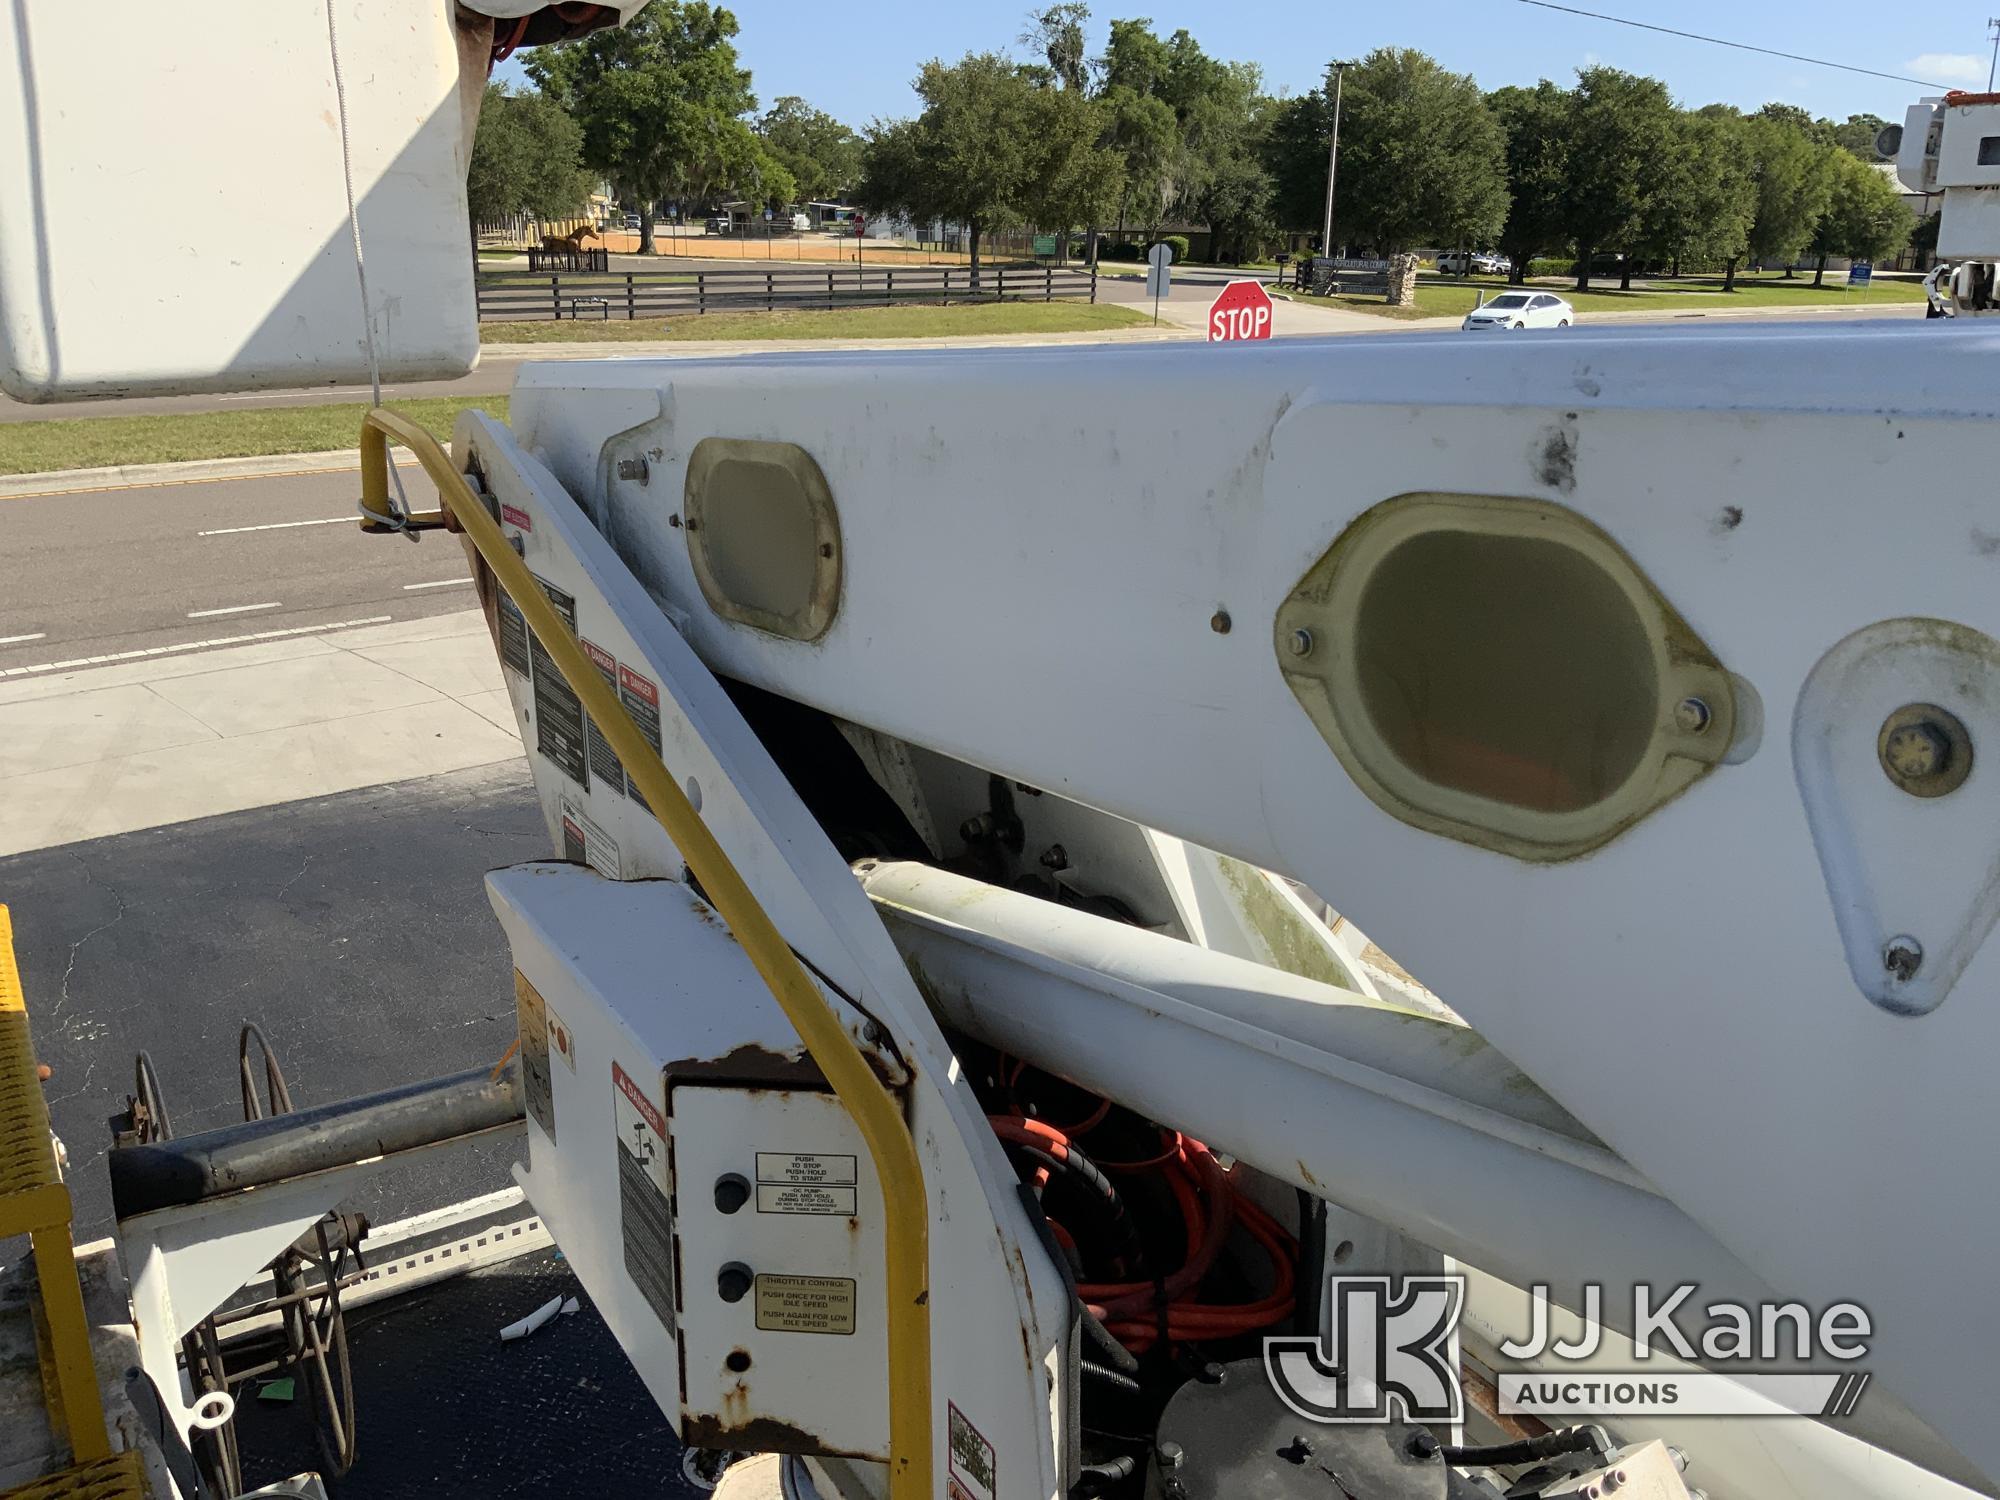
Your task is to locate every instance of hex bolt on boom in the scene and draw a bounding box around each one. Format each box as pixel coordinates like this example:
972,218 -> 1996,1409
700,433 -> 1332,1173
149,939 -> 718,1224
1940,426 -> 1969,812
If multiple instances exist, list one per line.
1877,702 -> 1973,798
1882,936 -> 1925,983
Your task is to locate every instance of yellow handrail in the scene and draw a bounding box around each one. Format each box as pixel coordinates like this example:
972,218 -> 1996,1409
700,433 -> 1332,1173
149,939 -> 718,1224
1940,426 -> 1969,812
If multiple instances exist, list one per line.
357,409 -> 933,1499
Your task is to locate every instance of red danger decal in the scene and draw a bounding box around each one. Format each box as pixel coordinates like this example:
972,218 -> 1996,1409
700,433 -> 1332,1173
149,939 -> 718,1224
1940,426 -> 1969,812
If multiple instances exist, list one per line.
617,665 -> 659,705
501,503 -> 533,531
612,1061 -> 666,1139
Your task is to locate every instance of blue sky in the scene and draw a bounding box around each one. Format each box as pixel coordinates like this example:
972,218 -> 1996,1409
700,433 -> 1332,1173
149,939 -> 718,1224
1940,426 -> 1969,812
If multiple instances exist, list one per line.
500,4 -> 1995,130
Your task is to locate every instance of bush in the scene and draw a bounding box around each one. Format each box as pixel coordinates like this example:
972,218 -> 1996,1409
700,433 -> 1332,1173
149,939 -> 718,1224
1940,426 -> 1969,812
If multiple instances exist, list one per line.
1151,234 -> 1191,264
1105,241 -> 1143,261
1527,257 -> 1572,278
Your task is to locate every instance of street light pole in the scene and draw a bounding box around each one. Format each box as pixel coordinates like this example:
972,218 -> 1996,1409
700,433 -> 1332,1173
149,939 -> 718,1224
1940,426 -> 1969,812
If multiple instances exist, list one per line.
1988,16 -> 2000,90
1320,64 -> 1345,257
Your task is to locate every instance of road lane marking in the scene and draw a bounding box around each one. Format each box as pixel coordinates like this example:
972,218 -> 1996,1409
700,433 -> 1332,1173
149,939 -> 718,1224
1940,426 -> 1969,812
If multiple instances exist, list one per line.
402,577 -> 473,591
199,516 -> 352,536
188,602 -> 282,618
0,632 -> 46,645
0,617 -> 394,677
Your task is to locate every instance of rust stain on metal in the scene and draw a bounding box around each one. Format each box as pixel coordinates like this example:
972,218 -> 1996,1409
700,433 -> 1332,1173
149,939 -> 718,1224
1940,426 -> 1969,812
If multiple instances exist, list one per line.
682,1411 -> 878,1459
1463,1364 -> 1548,1440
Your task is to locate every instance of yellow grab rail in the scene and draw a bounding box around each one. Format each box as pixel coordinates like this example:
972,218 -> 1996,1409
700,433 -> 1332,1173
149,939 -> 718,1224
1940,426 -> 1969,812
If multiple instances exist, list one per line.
358,409 -> 933,1499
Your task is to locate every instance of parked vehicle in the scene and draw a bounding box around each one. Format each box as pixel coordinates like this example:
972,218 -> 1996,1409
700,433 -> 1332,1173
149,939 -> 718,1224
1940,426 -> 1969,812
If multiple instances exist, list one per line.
704,213 -> 733,235
622,213 -> 641,230
1438,250 -> 1511,277
1462,292 -> 1573,330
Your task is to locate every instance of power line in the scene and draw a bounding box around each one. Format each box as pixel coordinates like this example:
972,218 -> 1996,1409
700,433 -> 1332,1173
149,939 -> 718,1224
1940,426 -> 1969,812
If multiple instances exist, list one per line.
1514,0 -> 1950,89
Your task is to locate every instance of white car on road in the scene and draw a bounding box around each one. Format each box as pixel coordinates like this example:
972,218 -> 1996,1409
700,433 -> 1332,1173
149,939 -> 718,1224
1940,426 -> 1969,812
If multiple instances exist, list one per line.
1462,292 -> 1573,331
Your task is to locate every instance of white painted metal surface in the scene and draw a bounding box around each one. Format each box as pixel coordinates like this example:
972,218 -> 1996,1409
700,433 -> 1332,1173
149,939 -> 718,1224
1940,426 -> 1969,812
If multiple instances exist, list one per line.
1458,1267 -> 1981,1500
461,418 -> 1076,1496
502,326 -> 2000,1487
0,1 -> 481,399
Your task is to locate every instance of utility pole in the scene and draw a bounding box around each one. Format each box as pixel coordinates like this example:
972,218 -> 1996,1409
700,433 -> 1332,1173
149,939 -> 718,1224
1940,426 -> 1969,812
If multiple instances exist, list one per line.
1989,16 -> 2000,91
1320,63 -> 1346,257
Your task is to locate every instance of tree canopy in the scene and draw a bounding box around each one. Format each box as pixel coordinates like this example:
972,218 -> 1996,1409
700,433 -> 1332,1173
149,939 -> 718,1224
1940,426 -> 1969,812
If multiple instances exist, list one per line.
1809,149 -> 1910,281
526,1 -> 791,251
757,96 -> 862,205
856,53 -> 1040,282
495,0 -> 1920,299
466,84 -> 593,231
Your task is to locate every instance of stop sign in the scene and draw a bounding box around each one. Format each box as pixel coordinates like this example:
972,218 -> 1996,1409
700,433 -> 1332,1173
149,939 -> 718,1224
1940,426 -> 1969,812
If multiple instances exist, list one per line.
1208,279 -> 1274,342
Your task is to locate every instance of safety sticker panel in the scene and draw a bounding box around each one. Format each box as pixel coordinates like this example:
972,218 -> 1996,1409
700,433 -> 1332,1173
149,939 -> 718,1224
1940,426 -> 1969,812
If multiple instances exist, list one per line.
514,970 -> 555,1143
613,1062 -> 675,1335
754,1274 -> 855,1336
529,575 -> 588,788
617,664 -> 664,809
947,1403 -> 997,1500
580,638 -> 626,796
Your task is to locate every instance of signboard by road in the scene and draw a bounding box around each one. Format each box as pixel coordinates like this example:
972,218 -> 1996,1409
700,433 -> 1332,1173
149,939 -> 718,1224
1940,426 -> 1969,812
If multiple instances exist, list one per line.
1208,279 -> 1274,342
1145,242 -> 1173,299
1849,261 -> 1873,290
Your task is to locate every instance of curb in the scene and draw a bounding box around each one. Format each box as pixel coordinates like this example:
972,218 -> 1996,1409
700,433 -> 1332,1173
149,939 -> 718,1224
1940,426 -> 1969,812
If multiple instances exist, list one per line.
0,448 -> 422,501
480,325 -> 1196,358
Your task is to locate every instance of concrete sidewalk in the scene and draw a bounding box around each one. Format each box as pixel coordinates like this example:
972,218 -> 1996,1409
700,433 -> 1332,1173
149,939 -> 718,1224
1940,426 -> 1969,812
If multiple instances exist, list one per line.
0,610 -> 522,856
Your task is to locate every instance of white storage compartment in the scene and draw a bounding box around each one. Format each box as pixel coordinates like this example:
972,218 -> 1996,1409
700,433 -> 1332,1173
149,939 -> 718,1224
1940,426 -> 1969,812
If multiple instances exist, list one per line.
0,0 -> 482,400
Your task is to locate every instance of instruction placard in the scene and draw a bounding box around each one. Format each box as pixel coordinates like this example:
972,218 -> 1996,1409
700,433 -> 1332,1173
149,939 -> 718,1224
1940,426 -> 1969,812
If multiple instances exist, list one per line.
753,1274 -> 855,1336
612,1062 -> 675,1334
756,1153 -> 857,1186
756,1182 -> 857,1216
580,638 -> 626,796
513,970 -> 556,1143
616,664 -> 664,809
529,576 -> 588,788
560,797 -> 622,880
497,592 -> 531,680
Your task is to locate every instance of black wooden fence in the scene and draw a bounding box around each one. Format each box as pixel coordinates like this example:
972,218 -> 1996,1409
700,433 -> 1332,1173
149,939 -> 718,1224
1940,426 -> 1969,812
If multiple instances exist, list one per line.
476,262 -> 1097,322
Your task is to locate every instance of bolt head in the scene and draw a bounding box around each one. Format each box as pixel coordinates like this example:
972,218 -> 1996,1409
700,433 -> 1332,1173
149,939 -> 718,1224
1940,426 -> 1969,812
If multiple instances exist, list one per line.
1404,1431 -> 1440,1461
1884,721 -> 1951,781
1210,609 -> 1232,635
1156,1440 -> 1185,1469
1674,696 -> 1712,734
1877,703 -> 1973,797
1288,628 -> 1315,657
1882,935 -> 1924,982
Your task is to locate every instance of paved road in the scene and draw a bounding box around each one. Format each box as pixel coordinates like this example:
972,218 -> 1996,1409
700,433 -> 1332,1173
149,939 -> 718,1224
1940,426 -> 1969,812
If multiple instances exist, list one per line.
0,468 -> 476,674
0,761 -> 542,1248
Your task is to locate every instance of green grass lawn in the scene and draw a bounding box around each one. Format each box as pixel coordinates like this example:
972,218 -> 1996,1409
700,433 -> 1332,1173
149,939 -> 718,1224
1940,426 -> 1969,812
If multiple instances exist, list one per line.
482,299 -> 1152,343
0,396 -> 506,476
1304,271 -> 1927,321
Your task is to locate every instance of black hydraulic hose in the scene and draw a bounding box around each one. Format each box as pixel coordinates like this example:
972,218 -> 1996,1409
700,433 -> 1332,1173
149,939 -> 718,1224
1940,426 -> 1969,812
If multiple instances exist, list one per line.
1073,1454 -> 1138,1495
1293,1187 -> 1327,1337
1080,1305 -> 1140,1374
1079,1359 -> 1144,1394
1441,1426 -> 1613,1468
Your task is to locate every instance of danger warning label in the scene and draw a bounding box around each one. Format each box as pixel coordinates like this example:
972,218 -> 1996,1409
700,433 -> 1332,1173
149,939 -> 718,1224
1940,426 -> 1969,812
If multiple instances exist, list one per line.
612,1061 -> 675,1335
754,1274 -> 856,1336
580,638 -> 626,796
617,663 -> 663,809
